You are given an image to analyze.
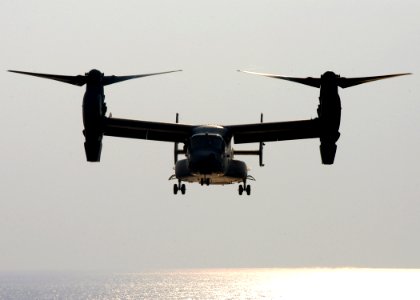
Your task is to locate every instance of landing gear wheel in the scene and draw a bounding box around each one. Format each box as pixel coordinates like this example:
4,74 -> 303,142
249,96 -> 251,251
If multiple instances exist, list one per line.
174,181 -> 186,195
246,185 -> 251,195
238,181 -> 251,196
238,185 -> 244,195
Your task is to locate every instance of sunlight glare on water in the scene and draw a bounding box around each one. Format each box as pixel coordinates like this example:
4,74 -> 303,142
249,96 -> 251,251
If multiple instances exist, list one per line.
251,268 -> 420,300
1,268 -> 419,299
112,268 -> 420,300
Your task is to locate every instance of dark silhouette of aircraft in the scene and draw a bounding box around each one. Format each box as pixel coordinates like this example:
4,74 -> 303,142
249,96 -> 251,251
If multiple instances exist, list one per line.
8,69 -> 410,195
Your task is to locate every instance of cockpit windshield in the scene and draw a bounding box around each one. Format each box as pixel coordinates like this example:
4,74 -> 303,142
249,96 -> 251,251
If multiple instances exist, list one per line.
190,134 -> 225,152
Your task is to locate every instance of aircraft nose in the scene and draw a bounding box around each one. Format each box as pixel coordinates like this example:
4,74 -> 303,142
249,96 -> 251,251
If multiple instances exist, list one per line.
189,151 -> 223,174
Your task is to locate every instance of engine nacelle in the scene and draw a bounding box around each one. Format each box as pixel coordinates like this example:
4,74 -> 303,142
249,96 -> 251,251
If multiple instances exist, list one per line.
83,131 -> 103,162
84,139 -> 103,162
317,72 -> 342,165
82,80 -> 107,162
320,142 -> 337,165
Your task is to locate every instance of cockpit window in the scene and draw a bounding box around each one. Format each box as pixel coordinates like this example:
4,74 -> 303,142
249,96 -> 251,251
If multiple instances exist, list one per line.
190,134 -> 224,151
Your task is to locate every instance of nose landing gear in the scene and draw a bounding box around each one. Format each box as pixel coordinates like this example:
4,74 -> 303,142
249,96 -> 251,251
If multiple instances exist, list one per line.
200,178 -> 210,186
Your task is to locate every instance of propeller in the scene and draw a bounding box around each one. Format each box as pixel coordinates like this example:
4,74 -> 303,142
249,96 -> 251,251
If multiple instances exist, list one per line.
102,70 -> 182,86
238,70 -> 321,88
238,70 -> 411,88
8,69 -> 182,86
8,70 -> 87,86
337,73 -> 412,88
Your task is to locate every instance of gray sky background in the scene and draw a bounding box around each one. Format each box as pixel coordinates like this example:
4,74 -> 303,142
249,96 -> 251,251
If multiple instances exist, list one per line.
1,0 -> 419,271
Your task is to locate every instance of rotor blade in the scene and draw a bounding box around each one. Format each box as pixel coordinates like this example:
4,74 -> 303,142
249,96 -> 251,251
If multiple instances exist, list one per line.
238,70 -> 321,88
103,70 -> 182,86
8,70 -> 86,86
338,73 -> 411,88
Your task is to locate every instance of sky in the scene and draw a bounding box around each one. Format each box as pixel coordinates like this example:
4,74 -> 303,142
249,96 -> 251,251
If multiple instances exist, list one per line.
1,0 -> 420,271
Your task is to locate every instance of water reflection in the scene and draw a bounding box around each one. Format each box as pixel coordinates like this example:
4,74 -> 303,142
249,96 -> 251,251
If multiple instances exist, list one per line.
1,268 -> 419,299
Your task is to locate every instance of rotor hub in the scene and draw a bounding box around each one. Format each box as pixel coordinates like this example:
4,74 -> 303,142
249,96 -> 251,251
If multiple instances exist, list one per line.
321,71 -> 339,80
85,69 -> 104,84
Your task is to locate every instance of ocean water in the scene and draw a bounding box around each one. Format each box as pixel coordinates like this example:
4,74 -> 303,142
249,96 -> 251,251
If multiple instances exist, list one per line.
0,268 -> 419,300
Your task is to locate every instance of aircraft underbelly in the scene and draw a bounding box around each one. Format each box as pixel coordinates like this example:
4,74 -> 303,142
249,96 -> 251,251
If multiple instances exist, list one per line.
179,175 -> 242,185
174,159 -> 248,185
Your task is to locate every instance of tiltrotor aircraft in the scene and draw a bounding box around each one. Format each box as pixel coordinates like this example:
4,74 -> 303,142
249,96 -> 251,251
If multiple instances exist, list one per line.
9,69 -> 410,195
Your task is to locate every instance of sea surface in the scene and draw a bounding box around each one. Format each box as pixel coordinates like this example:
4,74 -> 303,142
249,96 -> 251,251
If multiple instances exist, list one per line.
0,268 -> 419,300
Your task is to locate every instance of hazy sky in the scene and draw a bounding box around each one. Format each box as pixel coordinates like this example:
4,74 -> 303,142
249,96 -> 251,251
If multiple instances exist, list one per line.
1,0 -> 420,271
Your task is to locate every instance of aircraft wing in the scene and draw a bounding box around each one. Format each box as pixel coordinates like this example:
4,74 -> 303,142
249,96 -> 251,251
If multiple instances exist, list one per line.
227,118 -> 320,143
103,117 -> 194,143
104,117 -> 320,144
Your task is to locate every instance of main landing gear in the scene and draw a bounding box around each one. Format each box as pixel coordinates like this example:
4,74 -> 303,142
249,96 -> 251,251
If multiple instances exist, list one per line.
173,180 -> 186,195
238,181 -> 251,196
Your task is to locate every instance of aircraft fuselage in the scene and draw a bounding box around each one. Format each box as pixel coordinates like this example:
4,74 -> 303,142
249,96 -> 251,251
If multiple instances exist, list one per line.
174,125 -> 248,185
